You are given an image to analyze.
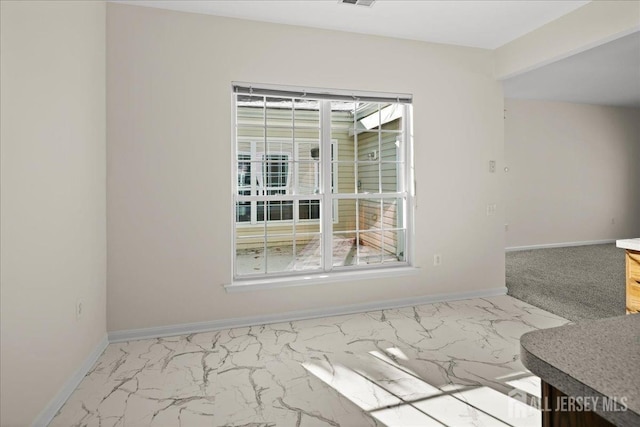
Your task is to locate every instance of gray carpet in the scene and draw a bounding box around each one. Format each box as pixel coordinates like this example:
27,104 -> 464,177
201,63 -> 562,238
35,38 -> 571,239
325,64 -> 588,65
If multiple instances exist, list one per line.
506,243 -> 626,321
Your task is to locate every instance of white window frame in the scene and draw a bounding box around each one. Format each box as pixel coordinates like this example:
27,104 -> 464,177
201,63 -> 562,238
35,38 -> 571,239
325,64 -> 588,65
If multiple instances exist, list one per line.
236,143 -> 293,225
230,84 -> 415,289
236,137 -> 338,227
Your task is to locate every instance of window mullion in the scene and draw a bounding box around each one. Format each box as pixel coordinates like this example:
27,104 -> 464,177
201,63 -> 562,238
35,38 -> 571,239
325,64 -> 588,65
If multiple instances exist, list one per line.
403,104 -> 412,265
354,105 -> 360,265
261,99 -> 267,273
320,100 -> 333,272
292,100 -> 297,267
250,141 -> 257,225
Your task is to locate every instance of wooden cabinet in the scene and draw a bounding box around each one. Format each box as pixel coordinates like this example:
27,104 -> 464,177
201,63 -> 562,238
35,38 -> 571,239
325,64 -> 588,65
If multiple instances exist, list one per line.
626,250 -> 640,314
542,381 -> 615,427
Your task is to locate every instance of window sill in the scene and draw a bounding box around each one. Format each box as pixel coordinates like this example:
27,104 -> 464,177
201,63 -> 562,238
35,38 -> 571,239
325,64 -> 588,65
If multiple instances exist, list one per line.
225,266 -> 420,293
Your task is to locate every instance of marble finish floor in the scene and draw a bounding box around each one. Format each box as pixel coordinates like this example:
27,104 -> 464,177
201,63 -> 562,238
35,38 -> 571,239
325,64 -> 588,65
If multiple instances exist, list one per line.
51,296 -> 567,427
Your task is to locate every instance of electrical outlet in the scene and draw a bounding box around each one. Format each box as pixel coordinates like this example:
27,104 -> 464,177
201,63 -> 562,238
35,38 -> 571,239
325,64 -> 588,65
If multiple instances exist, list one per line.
76,300 -> 83,320
433,254 -> 442,266
505,223 -> 509,231
611,218 -> 616,225
486,204 -> 497,216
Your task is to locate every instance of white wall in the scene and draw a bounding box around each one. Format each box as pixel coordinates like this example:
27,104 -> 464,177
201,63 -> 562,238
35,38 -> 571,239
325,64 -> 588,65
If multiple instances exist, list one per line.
0,1 -> 106,426
505,99 -> 640,248
495,1 -> 640,79
106,3 -> 504,332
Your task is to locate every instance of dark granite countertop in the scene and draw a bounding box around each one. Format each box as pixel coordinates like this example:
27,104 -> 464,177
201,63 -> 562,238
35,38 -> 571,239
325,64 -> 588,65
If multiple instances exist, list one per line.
521,315 -> 640,427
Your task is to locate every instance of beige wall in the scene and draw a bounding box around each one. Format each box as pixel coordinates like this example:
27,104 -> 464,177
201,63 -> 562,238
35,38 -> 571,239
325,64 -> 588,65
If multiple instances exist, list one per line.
106,3 -> 505,332
505,99 -> 640,248
0,1 -> 106,426
495,1 -> 640,79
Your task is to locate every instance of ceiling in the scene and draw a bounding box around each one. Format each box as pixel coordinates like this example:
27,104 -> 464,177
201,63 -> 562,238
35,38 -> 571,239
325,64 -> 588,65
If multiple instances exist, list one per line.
111,0 -> 590,49
503,31 -> 640,107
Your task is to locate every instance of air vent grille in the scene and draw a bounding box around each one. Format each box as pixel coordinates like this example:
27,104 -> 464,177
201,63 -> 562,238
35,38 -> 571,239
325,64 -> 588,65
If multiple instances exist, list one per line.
339,0 -> 376,7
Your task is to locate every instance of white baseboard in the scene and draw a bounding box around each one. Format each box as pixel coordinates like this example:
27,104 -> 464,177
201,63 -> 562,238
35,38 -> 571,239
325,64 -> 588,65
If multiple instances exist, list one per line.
505,239 -> 616,252
108,287 -> 507,343
32,334 -> 109,427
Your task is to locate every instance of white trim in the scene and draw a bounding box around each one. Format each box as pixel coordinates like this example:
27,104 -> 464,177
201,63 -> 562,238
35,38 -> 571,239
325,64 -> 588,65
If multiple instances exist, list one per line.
107,287 -> 507,343
32,334 -> 109,427
228,265 -> 419,292
505,239 -> 616,252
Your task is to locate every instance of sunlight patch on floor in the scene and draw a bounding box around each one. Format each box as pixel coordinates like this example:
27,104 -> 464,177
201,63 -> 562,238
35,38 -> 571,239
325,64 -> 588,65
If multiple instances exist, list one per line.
304,347 -> 541,427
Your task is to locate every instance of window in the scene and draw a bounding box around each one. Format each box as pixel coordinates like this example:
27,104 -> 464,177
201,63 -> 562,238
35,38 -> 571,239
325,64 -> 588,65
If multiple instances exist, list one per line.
235,141 -> 332,224
233,84 -> 413,281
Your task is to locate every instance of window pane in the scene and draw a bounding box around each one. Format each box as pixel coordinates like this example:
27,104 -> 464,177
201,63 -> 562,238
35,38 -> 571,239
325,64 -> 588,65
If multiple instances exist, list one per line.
381,162 -> 400,193
293,233 -> 322,271
236,236 -> 265,276
256,202 -> 264,222
295,218 -> 320,233
332,198 -> 381,233
356,231 -> 383,265
358,199 -> 382,231
331,101 -> 357,130
237,131 -> 265,151
265,135 -> 292,154
294,99 -> 319,129
237,162 -> 251,188
236,95 -> 264,127
383,198 -> 403,230
265,225 -> 322,274
383,229 -> 406,263
235,202 -> 251,223
332,130 -> 353,169
257,200 -> 293,221
296,139 -> 319,161
266,234 -> 294,274
266,97 -> 293,127
333,230 -> 390,267
333,199 -> 356,232
356,131 -> 380,161
298,199 -> 320,220
380,132 -> 401,161
263,155 -> 289,189
237,137 -> 255,153
295,129 -> 320,161
358,103 -> 404,131
332,232 -> 357,267
357,162 -> 380,194
381,104 -> 404,131
333,162 -> 356,194
330,103 -> 405,196
295,162 -> 319,196
357,103 -> 381,131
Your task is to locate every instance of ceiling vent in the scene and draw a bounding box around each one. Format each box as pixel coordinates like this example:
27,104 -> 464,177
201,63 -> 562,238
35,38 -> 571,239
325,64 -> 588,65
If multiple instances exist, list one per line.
339,0 -> 376,7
